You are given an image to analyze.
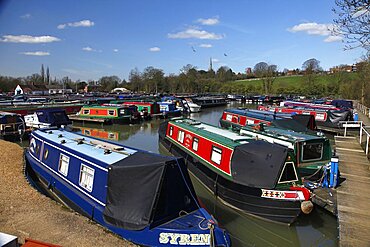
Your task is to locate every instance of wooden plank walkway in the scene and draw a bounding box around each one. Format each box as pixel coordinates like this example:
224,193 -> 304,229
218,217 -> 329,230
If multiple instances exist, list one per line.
335,136 -> 370,247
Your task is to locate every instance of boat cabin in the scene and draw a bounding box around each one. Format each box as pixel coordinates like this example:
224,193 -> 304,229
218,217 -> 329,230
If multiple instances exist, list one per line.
24,108 -> 72,129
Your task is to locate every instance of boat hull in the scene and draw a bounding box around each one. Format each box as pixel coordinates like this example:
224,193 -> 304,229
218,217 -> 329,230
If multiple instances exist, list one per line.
159,136 -> 302,225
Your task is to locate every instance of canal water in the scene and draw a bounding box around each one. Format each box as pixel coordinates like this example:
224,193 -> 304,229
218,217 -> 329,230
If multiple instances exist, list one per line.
58,102 -> 339,246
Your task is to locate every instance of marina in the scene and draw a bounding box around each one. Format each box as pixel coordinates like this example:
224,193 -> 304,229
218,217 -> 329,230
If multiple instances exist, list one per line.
1,102 -> 346,246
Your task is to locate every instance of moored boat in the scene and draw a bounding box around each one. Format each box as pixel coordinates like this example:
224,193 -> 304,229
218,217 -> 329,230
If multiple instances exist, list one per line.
75,105 -> 140,124
25,128 -> 231,246
157,102 -> 182,118
159,118 -> 313,224
24,109 -> 72,129
192,96 -> 227,108
119,101 -> 161,119
220,108 -> 317,131
239,124 -> 332,178
258,105 -> 353,130
0,111 -> 26,141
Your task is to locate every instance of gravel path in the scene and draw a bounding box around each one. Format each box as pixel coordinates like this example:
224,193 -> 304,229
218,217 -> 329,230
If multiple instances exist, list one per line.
0,140 -> 135,246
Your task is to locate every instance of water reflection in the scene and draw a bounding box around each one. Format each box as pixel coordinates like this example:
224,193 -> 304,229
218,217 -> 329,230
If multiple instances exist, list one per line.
71,102 -> 338,247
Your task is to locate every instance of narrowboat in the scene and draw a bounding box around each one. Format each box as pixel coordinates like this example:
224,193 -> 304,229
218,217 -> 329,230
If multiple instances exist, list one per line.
25,128 -> 231,247
258,105 -> 353,130
159,118 -> 313,224
0,101 -> 84,116
76,105 -> 140,124
192,96 -> 227,108
0,111 -> 26,141
119,101 -> 161,119
24,109 -> 72,129
219,108 -> 317,131
239,124 -> 332,178
157,102 -> 182,118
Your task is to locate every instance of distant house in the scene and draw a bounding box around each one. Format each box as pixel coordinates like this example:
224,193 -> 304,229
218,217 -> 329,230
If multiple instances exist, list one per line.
329,64 -> 355,74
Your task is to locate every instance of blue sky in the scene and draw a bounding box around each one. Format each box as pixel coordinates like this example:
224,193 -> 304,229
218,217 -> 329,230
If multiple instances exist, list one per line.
0,0 -> 366,81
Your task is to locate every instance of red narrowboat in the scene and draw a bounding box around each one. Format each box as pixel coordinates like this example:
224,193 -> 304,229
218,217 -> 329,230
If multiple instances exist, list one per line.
219,108 -> 316,131
159,118 -> 313,224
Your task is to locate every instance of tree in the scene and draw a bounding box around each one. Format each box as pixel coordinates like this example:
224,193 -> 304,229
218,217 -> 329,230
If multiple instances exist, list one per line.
253,62 -> 277,94
99,76 -> 121,92
302,58 -> 322,73
142,66 -> 164,93
40,64 -> 45,84
332,0 -> 370,50
46,67 -> 50,85
129,68 -> 142,92
302,58 -> 323,95
356,55 -> 370,104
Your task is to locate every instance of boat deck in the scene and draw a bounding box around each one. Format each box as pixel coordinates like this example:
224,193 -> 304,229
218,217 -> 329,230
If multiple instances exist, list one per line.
68,115 -> 112,125
335,135 -> 370,246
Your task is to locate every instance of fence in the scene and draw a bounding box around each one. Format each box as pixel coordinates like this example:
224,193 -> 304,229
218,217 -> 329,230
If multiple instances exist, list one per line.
354,101 -> 370,118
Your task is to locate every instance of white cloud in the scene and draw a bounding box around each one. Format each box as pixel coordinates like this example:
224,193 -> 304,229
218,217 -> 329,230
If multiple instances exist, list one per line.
212,58 -> 220,63
20,51 -> 50,56
168,28 -> 224,40
20,13 -> 31,19
0,35 -> 60,43
288,22 -> 333,36
57,19 -> 95,29
199,43 -> 212,48
113,49 -> 119,52
82,46 -> 94,52
149,47 -> 160,52
324,35 -> 343,43
288,22 -> 342,43
197,17 -> 219,26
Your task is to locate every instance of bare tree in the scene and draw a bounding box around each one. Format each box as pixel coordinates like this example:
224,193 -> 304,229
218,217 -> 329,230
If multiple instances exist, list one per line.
253,62 -> 277,94
302,58 -> 322,92
46,67 -> 50,85
332,0 -> 370,50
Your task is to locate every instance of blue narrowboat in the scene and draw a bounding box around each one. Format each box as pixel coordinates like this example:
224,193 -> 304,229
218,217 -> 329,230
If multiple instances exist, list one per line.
25,128 -> 230,247
158,102 -> 182,118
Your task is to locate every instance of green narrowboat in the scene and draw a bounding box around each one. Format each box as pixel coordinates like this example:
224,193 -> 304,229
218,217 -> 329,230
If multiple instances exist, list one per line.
76,105 -> 140,124
239,124 -> 332,179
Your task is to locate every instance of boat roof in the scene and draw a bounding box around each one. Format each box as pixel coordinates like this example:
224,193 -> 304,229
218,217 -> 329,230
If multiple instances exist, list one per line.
241,125 -> 325,142
225,108 -> 293,119
81,105 -> 126,110
33,128 -> 137,166
170,118 -> 251,147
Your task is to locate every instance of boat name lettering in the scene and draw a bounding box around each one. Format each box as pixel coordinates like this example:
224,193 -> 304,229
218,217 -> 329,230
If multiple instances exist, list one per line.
159,232 -> 210,245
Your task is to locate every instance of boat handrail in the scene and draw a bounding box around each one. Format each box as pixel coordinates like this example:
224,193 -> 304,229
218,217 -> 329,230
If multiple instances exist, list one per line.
340,120 -> 370,155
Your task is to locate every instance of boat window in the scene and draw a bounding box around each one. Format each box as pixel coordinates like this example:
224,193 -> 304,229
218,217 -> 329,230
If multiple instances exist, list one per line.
44,148 -> 49,160
79,164 -> 94,192
83,109 -> 89,115
169,126 -> 173,136
302,143 -> 323,161
177,130 -> 185,143
35,144 -> 40,155
278,162 -> 298,184
192,137 -> 199,151
108,110 -> 115,116
211,146 -> 222,165
58,153 -> 70,176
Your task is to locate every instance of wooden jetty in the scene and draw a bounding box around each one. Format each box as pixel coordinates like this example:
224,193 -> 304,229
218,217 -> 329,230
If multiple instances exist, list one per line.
335,135 -> 370,246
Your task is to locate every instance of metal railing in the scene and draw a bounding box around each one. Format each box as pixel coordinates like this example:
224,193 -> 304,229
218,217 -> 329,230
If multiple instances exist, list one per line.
340,120 -> 370,155
360,126 -> 370,155
354,101 -> 370,118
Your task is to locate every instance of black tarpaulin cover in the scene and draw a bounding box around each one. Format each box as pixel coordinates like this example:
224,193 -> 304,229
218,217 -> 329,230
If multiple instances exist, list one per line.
328,110 -> 352,125
103,151 -> 198,231
230,140 -> 288,189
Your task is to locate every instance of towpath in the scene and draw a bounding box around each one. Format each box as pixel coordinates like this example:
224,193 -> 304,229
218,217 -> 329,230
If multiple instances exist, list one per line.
0,140 -> 135,247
